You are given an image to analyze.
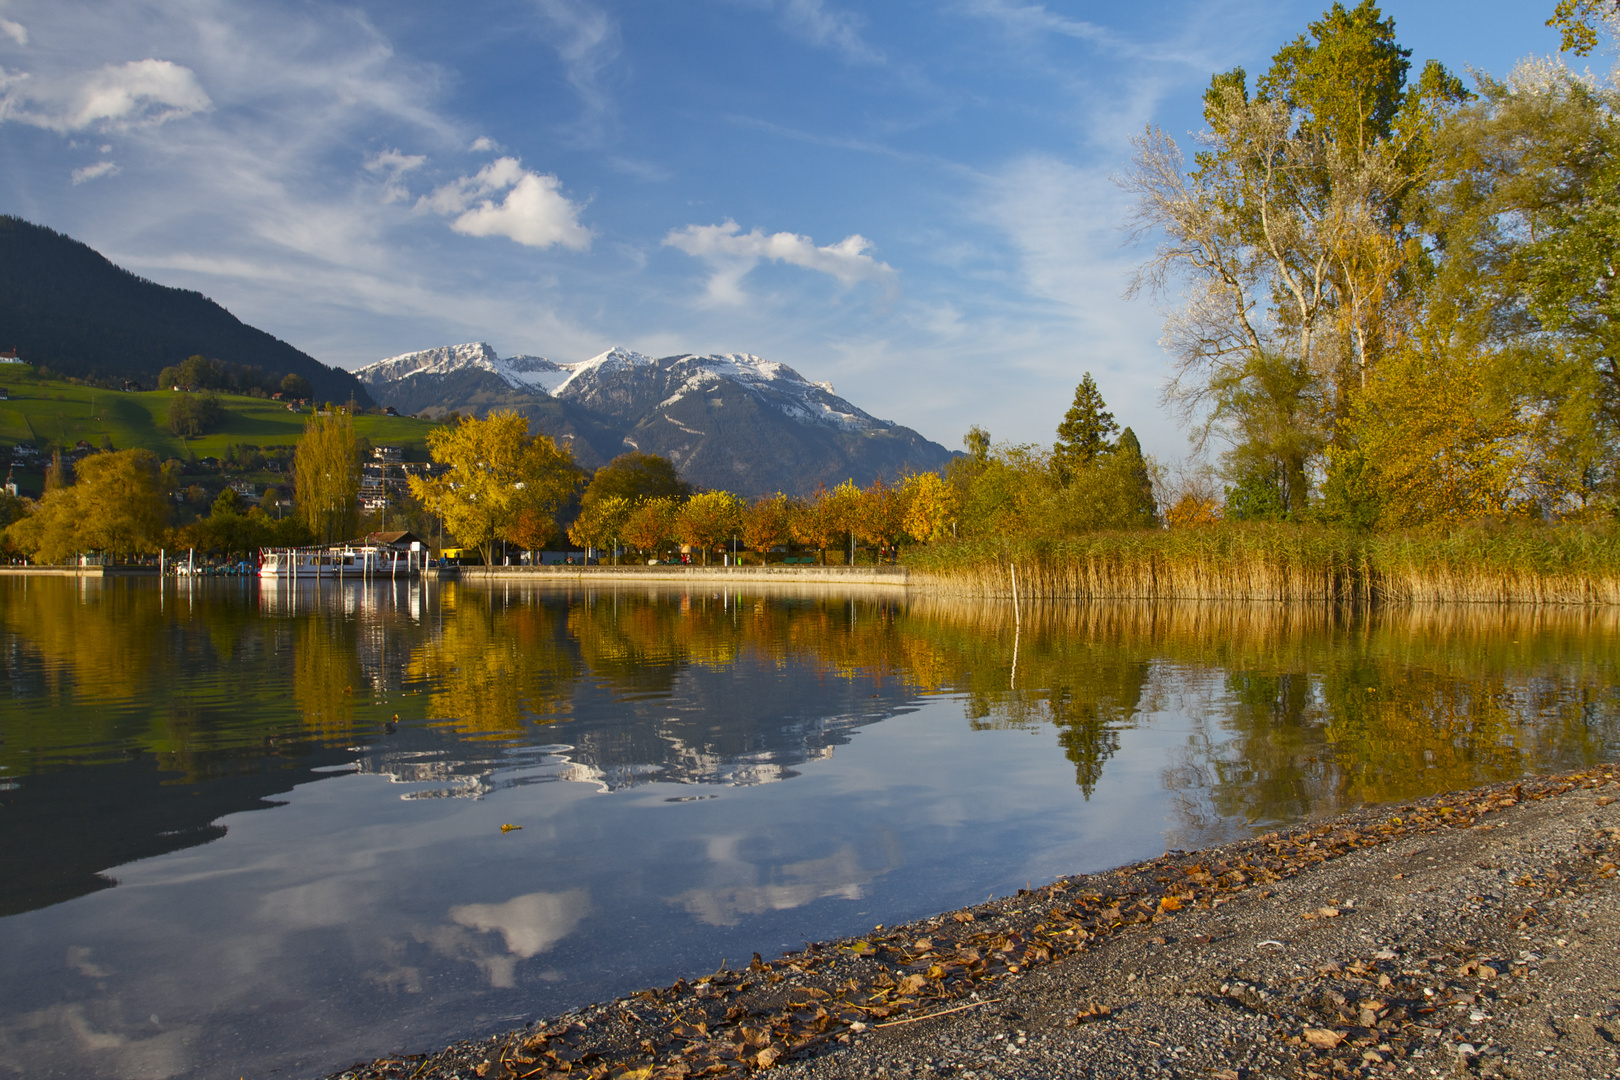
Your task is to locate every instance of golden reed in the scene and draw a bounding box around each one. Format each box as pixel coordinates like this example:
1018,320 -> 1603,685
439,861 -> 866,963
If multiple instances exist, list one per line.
904,523 -> 1620,605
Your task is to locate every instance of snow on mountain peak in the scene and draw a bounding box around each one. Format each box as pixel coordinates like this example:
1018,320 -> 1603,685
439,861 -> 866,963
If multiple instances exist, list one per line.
357,342 -> 884,433
357,342 -> 568,392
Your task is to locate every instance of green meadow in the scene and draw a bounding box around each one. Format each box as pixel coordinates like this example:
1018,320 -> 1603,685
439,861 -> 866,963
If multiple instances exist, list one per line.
0,376 -> 437,461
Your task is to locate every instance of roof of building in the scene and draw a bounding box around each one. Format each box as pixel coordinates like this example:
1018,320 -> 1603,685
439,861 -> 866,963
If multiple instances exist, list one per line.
365,530 -> 425,548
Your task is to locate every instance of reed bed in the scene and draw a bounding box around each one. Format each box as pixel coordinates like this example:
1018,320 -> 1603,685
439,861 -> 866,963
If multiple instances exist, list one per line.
904,522 -> 1620,605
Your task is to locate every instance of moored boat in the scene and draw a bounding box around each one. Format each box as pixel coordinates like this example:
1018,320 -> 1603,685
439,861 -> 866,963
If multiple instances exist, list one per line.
258,543 -> 429,580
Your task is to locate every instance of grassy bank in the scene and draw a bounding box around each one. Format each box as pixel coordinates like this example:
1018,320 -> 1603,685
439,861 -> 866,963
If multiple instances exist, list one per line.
0,376 -> 435,461
903,522 -> 1620,604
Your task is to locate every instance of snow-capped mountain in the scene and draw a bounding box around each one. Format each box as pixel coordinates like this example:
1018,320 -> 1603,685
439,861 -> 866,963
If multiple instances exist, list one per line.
355,342 -> 954,496
357,342 -> 569,393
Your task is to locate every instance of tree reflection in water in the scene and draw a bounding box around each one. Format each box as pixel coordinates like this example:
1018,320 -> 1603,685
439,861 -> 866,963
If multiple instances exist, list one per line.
1,577 -> 1617,912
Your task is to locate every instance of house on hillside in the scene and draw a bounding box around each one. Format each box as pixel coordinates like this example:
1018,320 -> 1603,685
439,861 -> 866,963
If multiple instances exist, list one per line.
372,445 -> 403,463
0,348 -> 24,365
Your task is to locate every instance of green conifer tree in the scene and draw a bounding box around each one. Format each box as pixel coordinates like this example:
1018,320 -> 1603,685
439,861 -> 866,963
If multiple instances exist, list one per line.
1114,427 -> 1159,525
1054,373 -> 1118,474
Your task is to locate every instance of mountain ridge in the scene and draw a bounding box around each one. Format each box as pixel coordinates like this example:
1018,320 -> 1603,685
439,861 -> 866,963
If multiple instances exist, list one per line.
0,215 -> 371,406
357,343 -> 955,496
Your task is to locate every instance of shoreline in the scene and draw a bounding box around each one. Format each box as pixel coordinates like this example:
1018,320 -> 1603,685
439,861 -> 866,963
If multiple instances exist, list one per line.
326,766 -> 1620,1080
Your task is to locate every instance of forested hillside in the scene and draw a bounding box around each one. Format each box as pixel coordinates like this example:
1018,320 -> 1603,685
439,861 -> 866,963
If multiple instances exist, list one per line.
0,216 -> 369,406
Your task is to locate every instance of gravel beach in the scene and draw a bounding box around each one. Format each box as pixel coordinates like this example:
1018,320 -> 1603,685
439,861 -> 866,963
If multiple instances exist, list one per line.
330,767 -> 1619,1080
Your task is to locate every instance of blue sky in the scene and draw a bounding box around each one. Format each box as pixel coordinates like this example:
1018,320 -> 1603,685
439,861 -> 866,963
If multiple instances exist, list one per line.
0,1 -> 1569,461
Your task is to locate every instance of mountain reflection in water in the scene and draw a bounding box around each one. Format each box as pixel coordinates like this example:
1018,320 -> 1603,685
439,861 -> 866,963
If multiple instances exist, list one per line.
0,577 -> 1616,1080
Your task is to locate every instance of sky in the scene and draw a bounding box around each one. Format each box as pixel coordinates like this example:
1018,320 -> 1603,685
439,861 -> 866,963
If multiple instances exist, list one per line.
0,0 -> 1571,462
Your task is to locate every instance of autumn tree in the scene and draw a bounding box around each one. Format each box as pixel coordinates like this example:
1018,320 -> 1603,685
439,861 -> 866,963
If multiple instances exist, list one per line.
1125,1 -> 1468,506
791,484 -> 842,565
6,449 -> 169,562
581,452 -> 691,504
568,495 -> 633,560
853,477 -> 908,561
511,507 -> 560,559
409,411 -> 581,566
622,496 -> 679,558
742,493 -> 796,554
676,491 -> 744,565
294,411 -> 363,543
901,471 -> 960,542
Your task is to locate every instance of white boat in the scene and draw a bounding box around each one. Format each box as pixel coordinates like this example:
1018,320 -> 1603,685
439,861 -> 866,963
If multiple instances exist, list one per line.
258,543 -> 428,580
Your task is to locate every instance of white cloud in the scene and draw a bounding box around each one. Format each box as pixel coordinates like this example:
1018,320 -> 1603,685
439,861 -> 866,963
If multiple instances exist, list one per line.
364,147 -> 427,204
468,135 -> 499,152
448,889 -> 589,958
663,220 -> 893,303
70,159 -> 118,184
778,0 -> 883,64
956,0 -> 1112,45
0,58 -> 210,133
0,17 -> 26,46
420,157 -> 592,249
534,0 -> 621,142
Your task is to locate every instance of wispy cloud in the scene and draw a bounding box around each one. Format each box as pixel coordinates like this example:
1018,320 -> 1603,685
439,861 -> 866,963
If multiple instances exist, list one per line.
777,0 -> 883,64
421,157 -> 592,250
533,0 -> 622,143
0,58 -> 209,133
70,159 -> 119,184
0,16 -> 26,46
663,220 -> 893,304
725,0 -> 884,64
364,147 -> 426,204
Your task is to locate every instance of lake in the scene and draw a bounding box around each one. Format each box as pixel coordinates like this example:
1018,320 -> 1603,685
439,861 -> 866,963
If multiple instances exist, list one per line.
0,576 -> 1616,1079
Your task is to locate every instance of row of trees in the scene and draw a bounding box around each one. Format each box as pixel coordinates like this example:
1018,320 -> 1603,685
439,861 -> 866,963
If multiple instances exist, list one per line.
561,378 -> 1161,562
157,354 -> 313,400
1,411 -> 370,562
1125,0 -> 1620,529
1,382 -> 1165,564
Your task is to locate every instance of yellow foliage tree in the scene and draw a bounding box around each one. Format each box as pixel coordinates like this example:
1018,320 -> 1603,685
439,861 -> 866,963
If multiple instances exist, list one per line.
409,411 -> 581,565
676,490 -> 744,565
1352,342 -> 1536,528
622,496 -> 680,559
568,495 -> 634,560
294,412 -> 362,543
901,471 -> 959,542
741,493 -> 796,554
5,449 -> 169,563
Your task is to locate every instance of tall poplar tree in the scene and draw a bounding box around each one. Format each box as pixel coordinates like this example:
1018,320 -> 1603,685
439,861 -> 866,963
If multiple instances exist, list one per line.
294,411 -> 362,544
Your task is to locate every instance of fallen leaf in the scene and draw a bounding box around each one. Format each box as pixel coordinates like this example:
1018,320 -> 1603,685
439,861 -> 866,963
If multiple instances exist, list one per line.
1304,1028 -> 1345,1048
1066,1001 -> 1112,1025
754,1046 -> 781,1069
1158,896 -> 1182,912
896,974 -> 927,995
1318,907 -> 1340,918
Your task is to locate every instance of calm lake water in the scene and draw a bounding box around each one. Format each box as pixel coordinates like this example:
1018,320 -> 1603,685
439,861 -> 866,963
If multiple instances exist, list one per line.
1,577 -> 1617,1080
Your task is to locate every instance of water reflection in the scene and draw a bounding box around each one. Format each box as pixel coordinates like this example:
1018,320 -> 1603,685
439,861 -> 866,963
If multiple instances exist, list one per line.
0,578 -> 1616,1080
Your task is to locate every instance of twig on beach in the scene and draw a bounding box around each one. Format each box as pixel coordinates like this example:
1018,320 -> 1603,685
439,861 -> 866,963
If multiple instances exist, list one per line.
873,998 -> 1000,1029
